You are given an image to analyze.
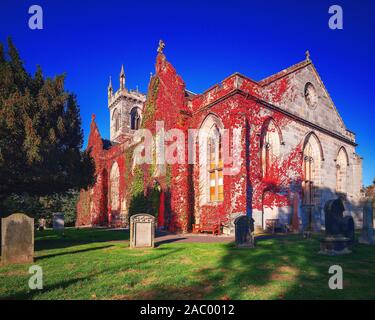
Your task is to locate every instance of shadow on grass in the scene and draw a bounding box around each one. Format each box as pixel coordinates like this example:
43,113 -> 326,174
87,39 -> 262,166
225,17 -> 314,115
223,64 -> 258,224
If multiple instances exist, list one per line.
202,233 -> 375,300
6,229 -> 375,300
155,237 -> 188,246
34,228 -> 129,251
2,246 -> 185,300
35,244 -> 115,261
128,233 -> 375,300
4,276 -> 91,300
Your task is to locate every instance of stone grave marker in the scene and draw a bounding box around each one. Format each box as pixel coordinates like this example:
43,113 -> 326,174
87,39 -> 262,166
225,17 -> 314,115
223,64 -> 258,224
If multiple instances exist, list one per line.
1,213 -> 34,265
359,199 -> 375,245
319,198 -> 354,255
130,213 -> 155,248
38,218 -> 46,231
234,215 -> 255,248
53,212 -> 64,230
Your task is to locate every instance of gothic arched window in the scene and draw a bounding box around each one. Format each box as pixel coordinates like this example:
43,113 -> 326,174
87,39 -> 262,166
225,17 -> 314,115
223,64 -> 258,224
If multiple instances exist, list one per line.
261,119 -> 281,178
336,147 -> 349,195
110,162 -> 120,210
130,108 -> 141,130
199,114 -> 225,205
208,125 -> 224,202
112,109 -> 120,132
303,142 -> 315,205
302,133 -> 322,205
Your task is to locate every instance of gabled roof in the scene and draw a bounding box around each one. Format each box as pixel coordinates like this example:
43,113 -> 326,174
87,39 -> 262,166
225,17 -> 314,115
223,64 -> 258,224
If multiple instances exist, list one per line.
257,57 -> 349,134
259,60 -> 311,86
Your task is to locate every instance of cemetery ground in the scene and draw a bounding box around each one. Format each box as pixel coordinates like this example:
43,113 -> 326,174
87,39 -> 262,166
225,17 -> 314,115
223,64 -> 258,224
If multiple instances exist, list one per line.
1,228 -> 375,300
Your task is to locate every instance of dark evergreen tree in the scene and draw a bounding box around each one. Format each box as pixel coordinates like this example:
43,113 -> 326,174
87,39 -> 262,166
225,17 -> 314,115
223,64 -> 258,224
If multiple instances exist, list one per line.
0,38 -> 95,206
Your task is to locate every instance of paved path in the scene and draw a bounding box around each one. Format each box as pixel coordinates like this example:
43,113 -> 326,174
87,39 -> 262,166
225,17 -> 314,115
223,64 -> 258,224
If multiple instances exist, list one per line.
155,230 -> 234,245
99,228 -> 288,245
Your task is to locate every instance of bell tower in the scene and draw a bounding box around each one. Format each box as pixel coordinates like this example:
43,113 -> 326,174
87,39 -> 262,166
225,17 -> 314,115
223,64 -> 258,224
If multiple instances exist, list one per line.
107,65 -> 146,143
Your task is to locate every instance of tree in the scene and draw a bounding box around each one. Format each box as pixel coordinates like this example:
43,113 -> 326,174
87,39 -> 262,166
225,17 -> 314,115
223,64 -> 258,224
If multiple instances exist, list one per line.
0,38 -> 95,207
2,190 -> 80,226
365,179 -> 375,199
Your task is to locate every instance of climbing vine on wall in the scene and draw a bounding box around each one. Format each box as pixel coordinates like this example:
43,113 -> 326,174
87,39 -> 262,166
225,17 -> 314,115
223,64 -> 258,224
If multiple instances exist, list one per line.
141,77 -> 159,128
127,74 -> 161,217
76,189 -> 91,226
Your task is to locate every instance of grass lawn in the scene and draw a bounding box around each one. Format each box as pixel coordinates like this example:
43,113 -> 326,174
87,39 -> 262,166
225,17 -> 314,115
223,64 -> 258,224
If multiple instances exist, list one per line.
1,228 -> 375,300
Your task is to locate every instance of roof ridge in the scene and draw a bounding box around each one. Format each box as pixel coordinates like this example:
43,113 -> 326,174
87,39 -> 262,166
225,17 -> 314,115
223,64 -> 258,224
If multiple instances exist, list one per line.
259,60 -> 311,86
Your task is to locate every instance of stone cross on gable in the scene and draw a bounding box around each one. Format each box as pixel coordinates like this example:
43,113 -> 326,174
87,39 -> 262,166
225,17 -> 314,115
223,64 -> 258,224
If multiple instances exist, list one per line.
305,50 -> 311,61
157,40 -> 165,54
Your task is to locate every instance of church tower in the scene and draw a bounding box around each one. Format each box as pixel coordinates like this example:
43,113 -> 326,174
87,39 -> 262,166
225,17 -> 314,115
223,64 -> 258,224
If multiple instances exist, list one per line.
108,65 -> 146,143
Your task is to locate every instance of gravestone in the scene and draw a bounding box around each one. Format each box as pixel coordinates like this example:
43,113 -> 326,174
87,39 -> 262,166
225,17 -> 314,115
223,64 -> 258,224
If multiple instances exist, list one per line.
234,215 -> 255,248
324,198 -> 355,244
319,198 -> 354,255
359,199 -> 375,245
38,218 -> 46,231
223,212 -> 243,235
53,212 -> 64,230
130,214 -> 155,248
1,213 -> 34,265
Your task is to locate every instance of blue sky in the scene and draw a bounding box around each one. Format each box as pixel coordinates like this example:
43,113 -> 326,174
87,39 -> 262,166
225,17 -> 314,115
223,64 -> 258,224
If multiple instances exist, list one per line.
1,0 -> 374,186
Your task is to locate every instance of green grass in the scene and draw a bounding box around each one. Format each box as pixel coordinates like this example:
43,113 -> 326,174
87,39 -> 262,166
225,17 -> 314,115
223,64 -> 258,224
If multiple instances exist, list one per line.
1,228 -> 375,300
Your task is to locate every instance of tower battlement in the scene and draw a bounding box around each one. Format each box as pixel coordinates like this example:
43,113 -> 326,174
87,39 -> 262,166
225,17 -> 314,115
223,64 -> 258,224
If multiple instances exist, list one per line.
107,65 -> 146,142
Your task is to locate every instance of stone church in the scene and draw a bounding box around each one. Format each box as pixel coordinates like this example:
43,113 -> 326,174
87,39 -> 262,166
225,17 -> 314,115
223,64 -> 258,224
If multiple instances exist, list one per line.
76,42 -> 363,233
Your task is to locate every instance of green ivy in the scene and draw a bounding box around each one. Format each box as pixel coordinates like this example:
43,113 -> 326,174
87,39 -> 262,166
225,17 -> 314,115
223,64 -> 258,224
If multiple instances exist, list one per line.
141,77 -> 159,128
127,76 -> 161,218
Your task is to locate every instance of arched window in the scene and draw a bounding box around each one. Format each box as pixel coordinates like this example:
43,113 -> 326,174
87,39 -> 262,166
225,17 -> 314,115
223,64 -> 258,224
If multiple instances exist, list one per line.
261,119 -> 281,178
208,125 -> 224,201
302,133 -> 323,205
112,109 -> 120,132
336,147 -> 349,194
199,114 -> 224,204
130,108 -> 141,130
110,162 -> 120,210
303,142 -> 315,205
208,125 -> 224,202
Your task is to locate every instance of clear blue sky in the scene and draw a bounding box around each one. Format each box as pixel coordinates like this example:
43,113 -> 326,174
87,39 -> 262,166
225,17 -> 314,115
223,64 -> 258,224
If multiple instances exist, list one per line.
1,0 -> 374,186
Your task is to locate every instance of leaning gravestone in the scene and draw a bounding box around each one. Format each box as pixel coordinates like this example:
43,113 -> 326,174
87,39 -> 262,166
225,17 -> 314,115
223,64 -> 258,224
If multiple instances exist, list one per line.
359,199 -> 375,245
234,215 -> 255,248
319,198 -> 354,255
53,212 -> 64,230
1,213 -> 34,265
130,214 -> 155,248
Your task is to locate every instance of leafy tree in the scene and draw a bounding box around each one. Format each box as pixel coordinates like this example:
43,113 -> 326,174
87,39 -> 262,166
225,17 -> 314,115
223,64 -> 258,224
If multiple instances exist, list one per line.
365,179 -> 375,199
2,190 -> 79,227
0,38 -> 95,210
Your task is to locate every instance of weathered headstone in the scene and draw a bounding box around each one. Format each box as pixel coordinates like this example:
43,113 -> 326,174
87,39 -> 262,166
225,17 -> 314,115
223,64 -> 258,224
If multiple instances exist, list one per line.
234,215 -> 255,248
325,199 -> 345,236
1,213 -> 34,265
359,199 -> 375,245
38,218 -> 46,231
130,213 -> 155,248
223,212 -> 243,235
53,212 -> 64,230
324,198 -> 355,243
319,198 -> 353,255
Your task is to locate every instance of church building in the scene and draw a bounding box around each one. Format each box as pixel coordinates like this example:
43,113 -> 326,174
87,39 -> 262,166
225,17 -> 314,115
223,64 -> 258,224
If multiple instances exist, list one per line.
76,42 -> 363,233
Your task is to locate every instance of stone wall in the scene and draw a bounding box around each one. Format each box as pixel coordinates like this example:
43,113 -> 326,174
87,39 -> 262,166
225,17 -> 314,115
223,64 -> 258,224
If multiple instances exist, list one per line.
76,51 -> 363,233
